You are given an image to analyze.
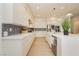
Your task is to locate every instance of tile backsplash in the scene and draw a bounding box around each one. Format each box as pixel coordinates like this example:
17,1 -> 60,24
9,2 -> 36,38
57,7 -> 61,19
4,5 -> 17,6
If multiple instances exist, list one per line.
34,28 -> 47,31
2,23 -> 22,37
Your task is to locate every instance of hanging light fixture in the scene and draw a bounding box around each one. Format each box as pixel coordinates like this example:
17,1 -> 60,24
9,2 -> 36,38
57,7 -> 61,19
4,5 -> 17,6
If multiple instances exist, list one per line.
66,13 -> 73,22
28,19 -> 32,27
53,8 -> 56,17
52,7 -> 59,25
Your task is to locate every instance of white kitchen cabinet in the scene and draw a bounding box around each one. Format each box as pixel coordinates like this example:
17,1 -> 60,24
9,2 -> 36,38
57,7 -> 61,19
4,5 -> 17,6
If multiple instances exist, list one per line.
0,40 -> 2,56
1,3 -> 32,26
52,33 -> 79,56
0,4 -> 14,54
46,32 -> 54,48
0,4 -> 3,55
33,18 -> 47,37
13,4 -> 31,26
0,4 -> 3,19
0,4 -> 13,23
61,37 -> 79,56
2,33 -> 34,56
2,4 -> 14,23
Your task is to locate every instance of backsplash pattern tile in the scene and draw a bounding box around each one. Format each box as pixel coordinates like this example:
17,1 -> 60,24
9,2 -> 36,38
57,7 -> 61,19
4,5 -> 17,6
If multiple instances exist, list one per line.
34,28 -> 47,31
2,23 -> 22,37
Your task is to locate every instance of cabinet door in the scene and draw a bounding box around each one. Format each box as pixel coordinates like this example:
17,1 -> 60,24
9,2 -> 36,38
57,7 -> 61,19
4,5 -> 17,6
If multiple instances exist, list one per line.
13,4 -> 28,26
2,39 -> 23,56
0,4 -> 3,55
62,37 -> 79,56
0,40 -> 2,55
2,4 -> 13,23
0,4 -> 3,19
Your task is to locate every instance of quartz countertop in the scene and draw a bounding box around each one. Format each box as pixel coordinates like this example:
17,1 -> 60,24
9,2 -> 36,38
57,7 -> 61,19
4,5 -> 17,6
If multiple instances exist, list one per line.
47,32 -> 79,40
2,32 -> 33,40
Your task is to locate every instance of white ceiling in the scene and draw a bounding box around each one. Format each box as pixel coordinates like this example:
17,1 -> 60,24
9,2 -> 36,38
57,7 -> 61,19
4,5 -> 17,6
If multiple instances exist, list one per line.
27,3 -> 79,18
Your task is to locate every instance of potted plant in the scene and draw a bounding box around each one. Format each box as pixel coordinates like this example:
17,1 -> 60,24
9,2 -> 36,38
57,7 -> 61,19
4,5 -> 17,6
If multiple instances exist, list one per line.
62,19 -> 70,35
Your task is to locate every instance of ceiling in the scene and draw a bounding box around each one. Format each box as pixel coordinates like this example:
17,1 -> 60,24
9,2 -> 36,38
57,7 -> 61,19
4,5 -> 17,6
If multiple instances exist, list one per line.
27,3 -> 79,18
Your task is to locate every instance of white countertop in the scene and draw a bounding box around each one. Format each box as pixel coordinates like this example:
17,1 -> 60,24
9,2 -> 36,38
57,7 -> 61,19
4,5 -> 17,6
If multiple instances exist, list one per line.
48,32 -> 79,40
2,32 -> 33,40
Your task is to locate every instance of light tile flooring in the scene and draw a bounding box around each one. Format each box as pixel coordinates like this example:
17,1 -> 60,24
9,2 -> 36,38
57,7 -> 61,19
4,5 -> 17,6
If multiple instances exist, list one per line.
27,37 -> 54,56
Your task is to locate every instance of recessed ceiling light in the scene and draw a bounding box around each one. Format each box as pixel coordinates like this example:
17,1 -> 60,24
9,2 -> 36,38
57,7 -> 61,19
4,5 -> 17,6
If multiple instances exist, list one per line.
36,6 -> 40,10
53,8 -> 56,10
67,13 -> 73,16
60,7 -> 64,10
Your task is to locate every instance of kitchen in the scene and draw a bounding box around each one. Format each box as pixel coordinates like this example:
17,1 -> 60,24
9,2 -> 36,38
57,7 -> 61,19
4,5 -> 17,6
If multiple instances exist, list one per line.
1,3 -> 79,56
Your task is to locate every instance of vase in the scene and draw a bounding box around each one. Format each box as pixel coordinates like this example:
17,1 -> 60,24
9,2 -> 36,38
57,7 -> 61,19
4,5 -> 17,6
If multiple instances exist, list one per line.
64,31 -> 69,35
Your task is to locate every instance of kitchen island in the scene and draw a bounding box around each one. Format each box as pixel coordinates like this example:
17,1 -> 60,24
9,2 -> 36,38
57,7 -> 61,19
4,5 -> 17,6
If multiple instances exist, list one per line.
1,32 -> 34,56
52,33 -> 79,56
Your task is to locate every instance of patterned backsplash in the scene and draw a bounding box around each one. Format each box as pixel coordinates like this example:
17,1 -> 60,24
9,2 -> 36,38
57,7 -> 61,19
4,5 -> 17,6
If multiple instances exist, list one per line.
34,28 -> 47,31
2,23 -> 22,37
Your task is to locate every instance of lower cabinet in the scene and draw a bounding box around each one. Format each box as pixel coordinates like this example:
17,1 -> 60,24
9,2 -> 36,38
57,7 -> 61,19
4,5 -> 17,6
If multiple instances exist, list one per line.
46,32 -> 57,56
2,33 -> 34,56
46,32 -> 54,48
0,40 -> 2,56
60,38 -> 79,56
52,44 -> 57,56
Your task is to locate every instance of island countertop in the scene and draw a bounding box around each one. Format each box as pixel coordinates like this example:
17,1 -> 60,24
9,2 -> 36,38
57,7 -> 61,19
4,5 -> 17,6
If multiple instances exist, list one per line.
50,32 -> 79,40
50,32 -> 79,56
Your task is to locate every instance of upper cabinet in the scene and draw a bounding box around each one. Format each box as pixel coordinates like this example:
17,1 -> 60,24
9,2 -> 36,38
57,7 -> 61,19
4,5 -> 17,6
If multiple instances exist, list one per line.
13,4 -> 33,26
0,4 -> 4,20
2,4 -> 14,23
1,3 -> 33,26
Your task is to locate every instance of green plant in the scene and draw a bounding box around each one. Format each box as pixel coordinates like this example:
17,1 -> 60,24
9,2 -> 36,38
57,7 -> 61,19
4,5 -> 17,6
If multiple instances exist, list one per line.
62,19 -> 70,32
